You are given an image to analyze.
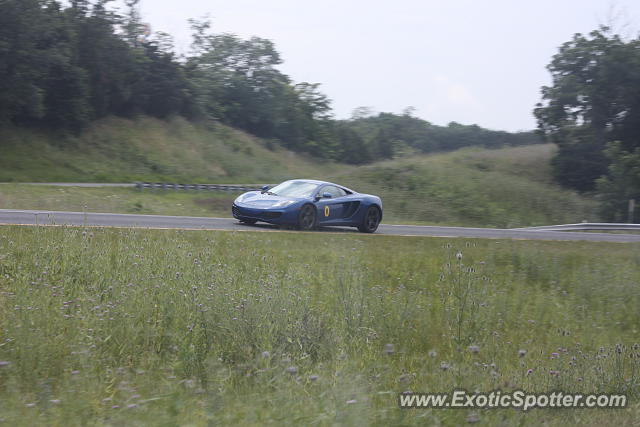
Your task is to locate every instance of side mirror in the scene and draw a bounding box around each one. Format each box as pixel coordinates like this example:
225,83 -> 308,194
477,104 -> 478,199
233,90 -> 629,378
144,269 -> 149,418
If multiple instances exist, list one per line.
261,185 -> 270,194
322,192 -> 332,199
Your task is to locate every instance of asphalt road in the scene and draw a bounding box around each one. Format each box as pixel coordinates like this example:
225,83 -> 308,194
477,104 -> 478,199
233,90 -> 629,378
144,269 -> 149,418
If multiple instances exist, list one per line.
1,209 -> 639,243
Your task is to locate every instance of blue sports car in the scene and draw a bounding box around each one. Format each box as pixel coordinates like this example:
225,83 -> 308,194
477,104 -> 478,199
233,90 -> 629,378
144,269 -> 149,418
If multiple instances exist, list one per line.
232,179 -> 383,233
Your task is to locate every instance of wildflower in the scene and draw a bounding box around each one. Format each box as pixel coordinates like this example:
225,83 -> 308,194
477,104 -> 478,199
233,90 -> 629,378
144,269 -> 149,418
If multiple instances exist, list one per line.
127,404 -> 138,409
526,369 -> 533,375
261,351 -> 270,359
440,362 -> 450,371
456,252 -> 463,260
308,375 -> 319,381
467,413 -> 480,423
286,366 -> 298,375
50,399 -> 61,404
428,350 -> 438,358
550,352 -> 559,359
346,399 -> 357,404
0,361 -> 10,367
399,373 -> 415,384
518,349 -> 527,358
468,345 -> 480,354
384,343 -> 395,355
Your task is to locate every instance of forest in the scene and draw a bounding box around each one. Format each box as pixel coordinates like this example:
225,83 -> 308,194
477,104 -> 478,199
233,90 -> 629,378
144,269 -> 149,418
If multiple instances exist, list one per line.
0,0 -> 539,164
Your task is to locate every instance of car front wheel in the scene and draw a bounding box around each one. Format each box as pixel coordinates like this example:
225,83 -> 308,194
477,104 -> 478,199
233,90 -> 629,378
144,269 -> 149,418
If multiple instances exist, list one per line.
358,206 -> 381,233
298,204 -> 317,231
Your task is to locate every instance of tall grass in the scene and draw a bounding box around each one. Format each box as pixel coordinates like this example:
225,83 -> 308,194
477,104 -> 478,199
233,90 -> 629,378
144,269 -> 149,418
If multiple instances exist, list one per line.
0,184 -> 235,217
0,116 -> 338,183
0,226 -> 638,425
333,145 -> 599,227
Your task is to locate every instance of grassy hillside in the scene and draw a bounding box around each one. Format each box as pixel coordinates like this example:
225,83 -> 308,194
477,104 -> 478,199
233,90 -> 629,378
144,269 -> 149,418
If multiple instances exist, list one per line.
0,116 -> 340,183
0,226 -> 638,425
331,144 -> 599,227
0,118 -> 599,227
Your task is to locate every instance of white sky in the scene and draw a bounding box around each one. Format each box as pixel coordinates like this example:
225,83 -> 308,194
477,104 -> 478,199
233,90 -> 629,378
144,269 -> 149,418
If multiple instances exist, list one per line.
113,0 -> 639,131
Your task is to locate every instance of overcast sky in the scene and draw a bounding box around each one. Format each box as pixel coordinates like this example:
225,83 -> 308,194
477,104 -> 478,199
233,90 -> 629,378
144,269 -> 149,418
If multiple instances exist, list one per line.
115,0 -> 639,131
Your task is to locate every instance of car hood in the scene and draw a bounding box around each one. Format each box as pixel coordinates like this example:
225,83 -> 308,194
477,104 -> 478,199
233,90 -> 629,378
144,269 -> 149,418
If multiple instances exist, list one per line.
235,191 -> 305,208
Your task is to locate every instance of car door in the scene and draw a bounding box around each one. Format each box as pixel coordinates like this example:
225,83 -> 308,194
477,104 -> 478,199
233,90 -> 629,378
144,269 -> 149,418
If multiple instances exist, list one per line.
315,185 -> 347,224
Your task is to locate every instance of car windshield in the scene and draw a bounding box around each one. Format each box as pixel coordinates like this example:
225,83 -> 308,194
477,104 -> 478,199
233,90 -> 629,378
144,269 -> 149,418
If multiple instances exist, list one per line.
269,181 -> 319,198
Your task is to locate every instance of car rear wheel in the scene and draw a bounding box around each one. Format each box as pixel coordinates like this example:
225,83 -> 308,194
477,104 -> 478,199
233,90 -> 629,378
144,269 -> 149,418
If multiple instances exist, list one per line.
298,204 -> 317,231
358,206 -> 381,233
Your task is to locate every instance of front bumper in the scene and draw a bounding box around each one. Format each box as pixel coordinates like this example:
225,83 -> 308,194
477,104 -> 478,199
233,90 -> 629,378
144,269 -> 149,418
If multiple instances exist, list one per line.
232,203 -> 299,225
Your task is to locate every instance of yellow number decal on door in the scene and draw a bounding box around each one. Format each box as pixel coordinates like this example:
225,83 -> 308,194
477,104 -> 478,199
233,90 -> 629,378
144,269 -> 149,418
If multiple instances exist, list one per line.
324,206 -> 330,217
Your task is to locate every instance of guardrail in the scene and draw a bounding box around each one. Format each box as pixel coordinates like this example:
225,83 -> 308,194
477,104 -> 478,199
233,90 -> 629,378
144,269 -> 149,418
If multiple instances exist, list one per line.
134,182 -> 271,192
513,223 -> 640,232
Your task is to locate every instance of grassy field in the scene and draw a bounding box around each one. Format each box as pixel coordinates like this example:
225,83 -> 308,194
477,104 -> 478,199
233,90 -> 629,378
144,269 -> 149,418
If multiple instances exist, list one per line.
0,143 -> 599,228
0,225 -> 638,425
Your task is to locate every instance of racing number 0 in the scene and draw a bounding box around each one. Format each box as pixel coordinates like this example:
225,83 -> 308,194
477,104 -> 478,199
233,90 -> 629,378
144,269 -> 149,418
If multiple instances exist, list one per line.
324,206 -> 330,217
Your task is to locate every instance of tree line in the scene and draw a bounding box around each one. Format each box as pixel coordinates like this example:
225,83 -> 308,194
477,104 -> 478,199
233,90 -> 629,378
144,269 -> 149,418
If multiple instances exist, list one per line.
535,27 -> 640,221
0,0 -> 539,164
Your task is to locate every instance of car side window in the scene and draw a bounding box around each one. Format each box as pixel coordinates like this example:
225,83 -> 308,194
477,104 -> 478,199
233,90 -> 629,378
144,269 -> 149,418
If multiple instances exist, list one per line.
321,185 -> 346,198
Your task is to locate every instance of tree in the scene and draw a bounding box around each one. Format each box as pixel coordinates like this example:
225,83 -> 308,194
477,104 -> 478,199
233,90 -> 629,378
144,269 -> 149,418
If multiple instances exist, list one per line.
122,0 -> 144,47
0,0 -> 51,125
534,27 -> 640,191
185,21 -> 339,158
74,2 -> 134,119
596,142 -> 640,222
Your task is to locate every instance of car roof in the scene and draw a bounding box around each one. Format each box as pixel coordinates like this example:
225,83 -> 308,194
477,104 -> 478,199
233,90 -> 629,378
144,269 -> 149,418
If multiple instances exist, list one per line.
284,179 -> 356,193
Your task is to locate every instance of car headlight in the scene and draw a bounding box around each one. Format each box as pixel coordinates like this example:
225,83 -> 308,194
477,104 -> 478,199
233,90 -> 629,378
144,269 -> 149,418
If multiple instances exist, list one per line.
272,200 -> 296,208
